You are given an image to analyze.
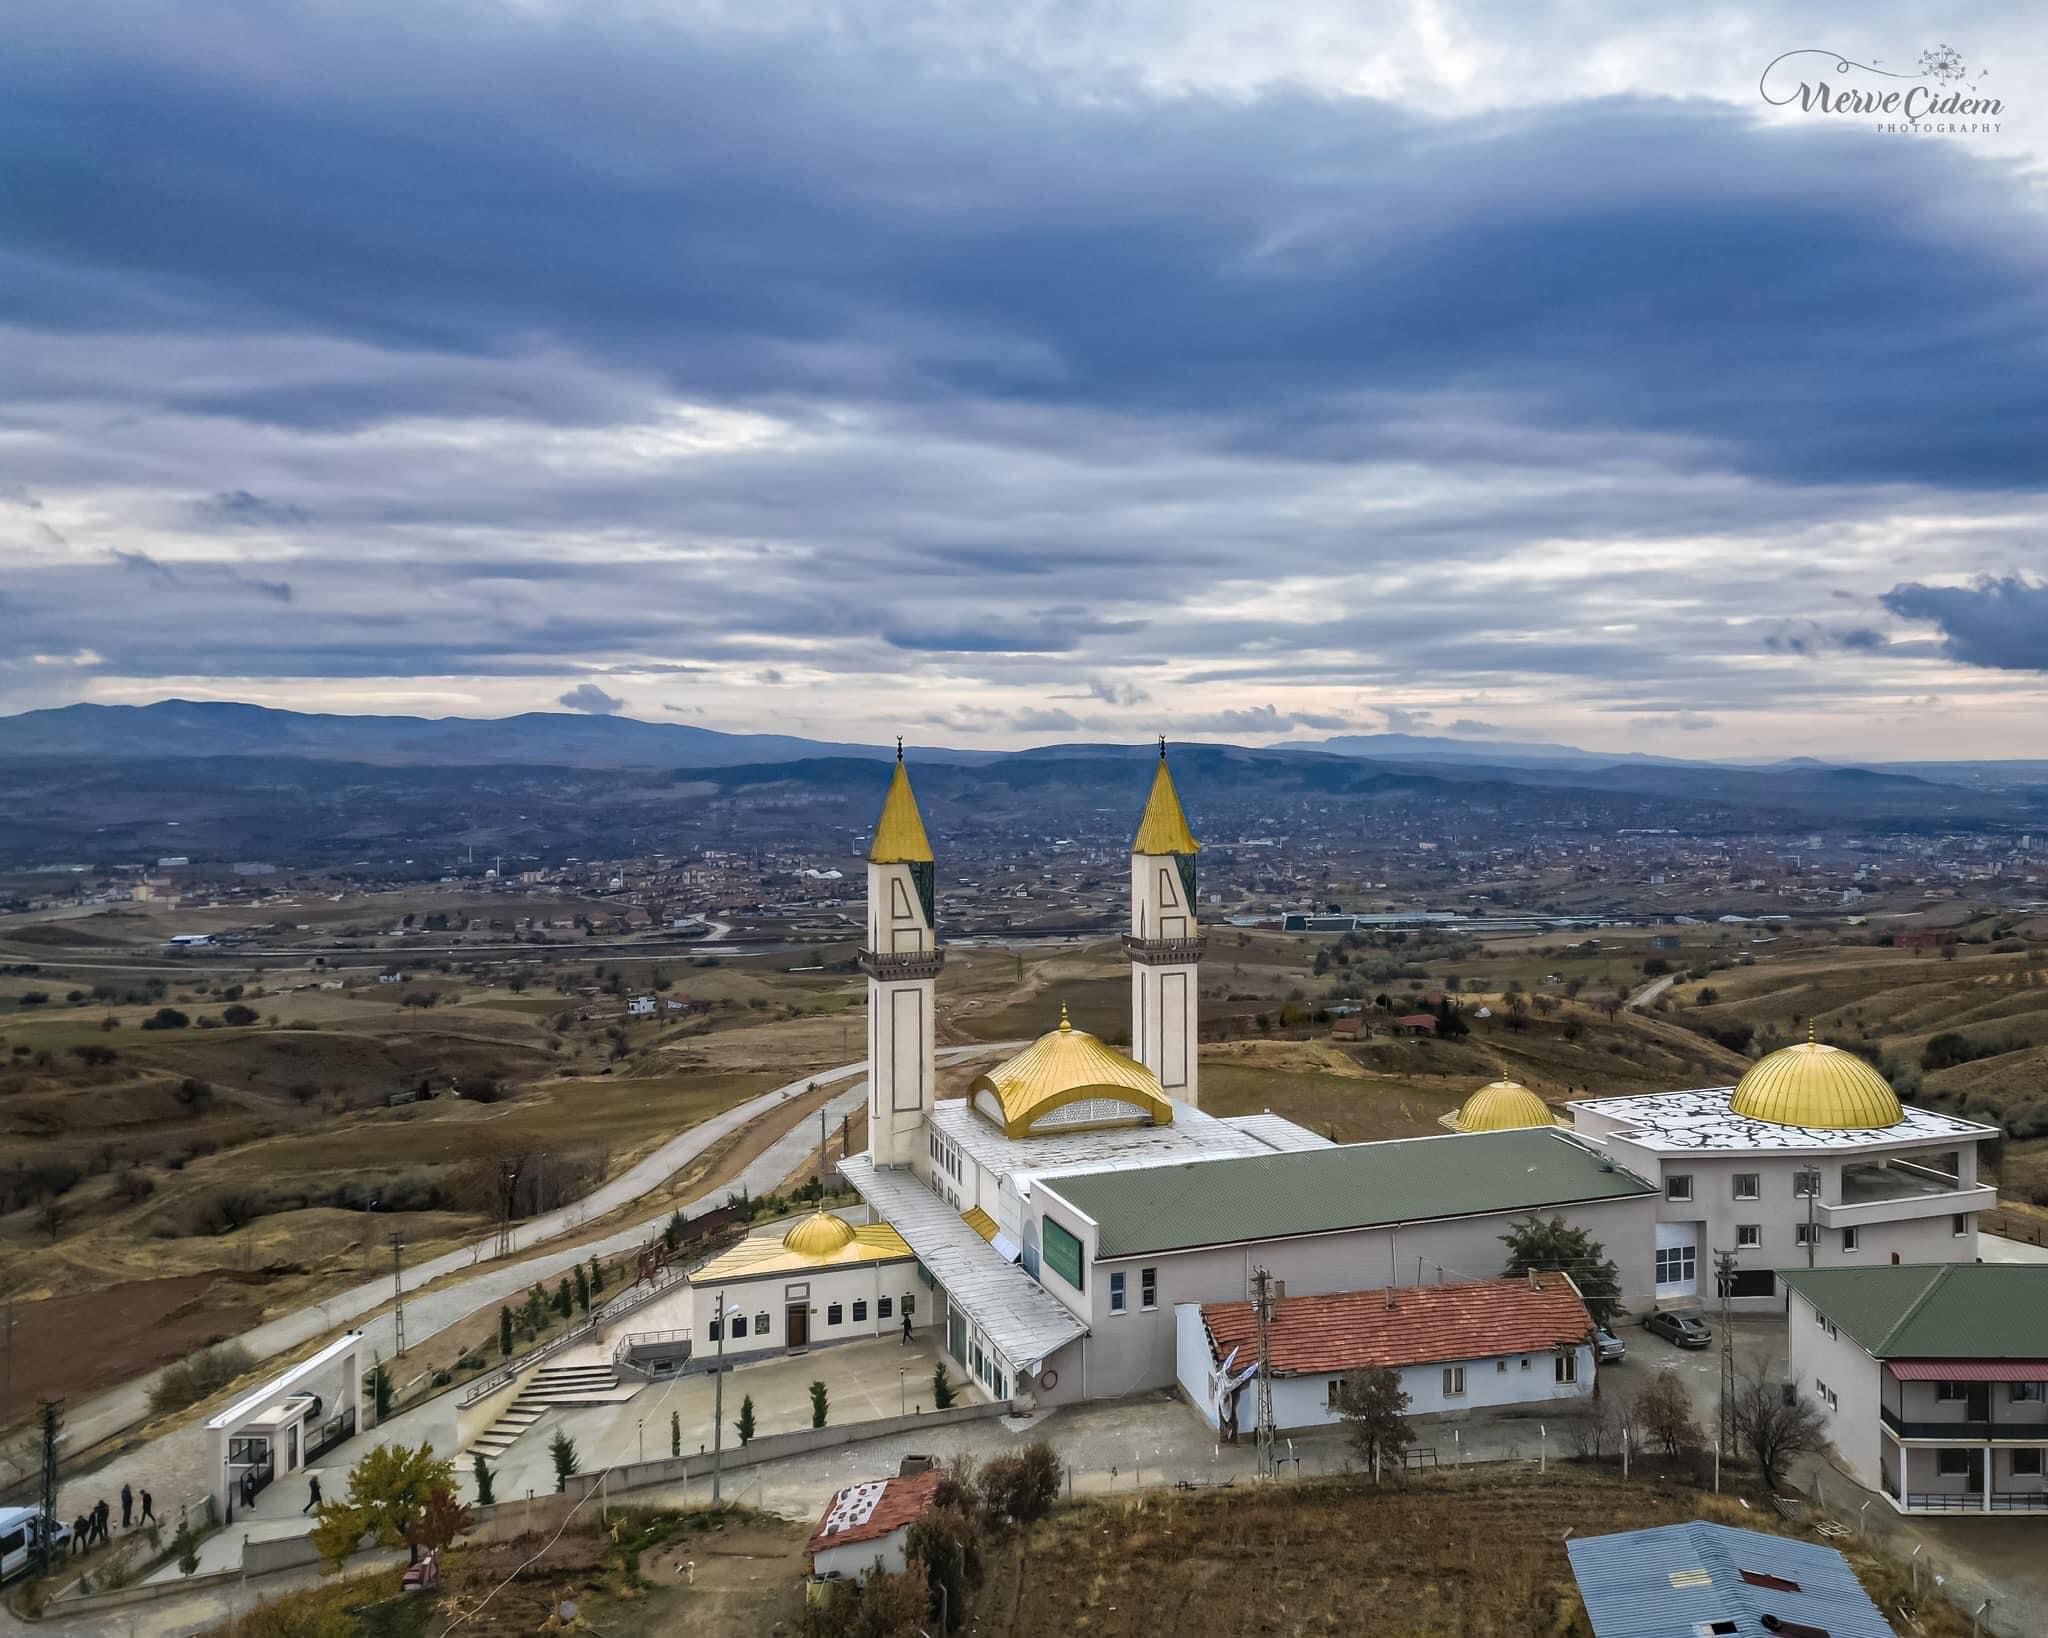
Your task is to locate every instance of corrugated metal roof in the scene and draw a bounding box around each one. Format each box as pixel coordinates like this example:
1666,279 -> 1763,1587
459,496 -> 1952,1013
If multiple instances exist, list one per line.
1566,1522 -> 1893,1638
1889,1359 -> 2048,1381
1042,1129 -> 1657,1260
1778,1264 -> 2048,1359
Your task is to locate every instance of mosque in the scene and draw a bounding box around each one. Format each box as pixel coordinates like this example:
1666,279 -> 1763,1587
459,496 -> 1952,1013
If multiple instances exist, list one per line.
700,746 -> 2000,1407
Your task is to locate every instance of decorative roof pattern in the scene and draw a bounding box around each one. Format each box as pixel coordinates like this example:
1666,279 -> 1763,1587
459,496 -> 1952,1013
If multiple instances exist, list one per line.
969,1007 -> 1171,1137
691,1217 -> 914,1283
1777,1264 -> 2048,1359
1131,745 -> 1200,856
925,1095 -> 1271,1191
1729,1031 -> 1903,1129
1566,1522 -> 1893,1638
806,1469 -> 943,1558
1200,1272 -> 1591,1377
1448,1079 -> 1556,1133
866,754 -> 934,865
1041,1129 -> 1657,1260
1566,1086 -> 1993,1152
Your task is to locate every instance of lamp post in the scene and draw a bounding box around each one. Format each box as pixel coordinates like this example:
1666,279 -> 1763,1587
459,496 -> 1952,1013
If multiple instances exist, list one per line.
710,1290 -> 737,1504
899,1367 -> 906,1417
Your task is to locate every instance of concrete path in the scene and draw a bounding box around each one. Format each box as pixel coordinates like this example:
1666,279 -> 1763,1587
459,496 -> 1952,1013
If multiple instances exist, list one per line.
50,1046 -> 1012,1534
1978,1228 -> 2048,1264
1626,972 -> 1676,1010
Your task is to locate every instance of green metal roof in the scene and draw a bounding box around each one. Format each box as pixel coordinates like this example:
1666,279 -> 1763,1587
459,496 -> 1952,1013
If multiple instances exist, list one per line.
1776,1264 -> 2048,1359
1040,1129 -> 1656,1259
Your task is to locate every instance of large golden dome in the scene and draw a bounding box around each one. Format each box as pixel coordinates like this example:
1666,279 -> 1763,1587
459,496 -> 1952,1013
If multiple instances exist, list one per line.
969,1006 -> 1172,1138
1729,1031 -> 1903,1129
1449,1079 -> 1555,1132
782,1211 -> 859,1257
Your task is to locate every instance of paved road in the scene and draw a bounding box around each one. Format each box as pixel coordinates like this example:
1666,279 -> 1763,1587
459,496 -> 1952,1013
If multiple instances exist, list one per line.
1626,972 -> 1676,1010
46,1044 -> 1014,1530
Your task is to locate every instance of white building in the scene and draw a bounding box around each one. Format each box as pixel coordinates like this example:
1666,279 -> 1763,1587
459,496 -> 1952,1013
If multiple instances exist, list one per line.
205,1331 -> 365,1517
1782,1265 -> 2048,1516
1175,1271 -> 1596,1437
1568,1040 -> 1998,1311
686,1211 -> 926,1363
806,1468 -> 944,1580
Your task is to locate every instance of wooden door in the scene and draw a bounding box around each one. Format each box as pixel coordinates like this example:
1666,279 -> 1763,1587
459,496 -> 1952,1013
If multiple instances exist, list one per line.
787,1303 -> 809,1348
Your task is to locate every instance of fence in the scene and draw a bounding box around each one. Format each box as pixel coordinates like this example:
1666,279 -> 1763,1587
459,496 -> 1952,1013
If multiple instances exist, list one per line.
460,1265 -> 689,1407
1804,1469 -> 2024,1638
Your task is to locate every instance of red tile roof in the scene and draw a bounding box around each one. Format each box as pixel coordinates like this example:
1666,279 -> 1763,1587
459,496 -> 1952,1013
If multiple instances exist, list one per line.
1395,1013 -> 1438,1028
1201,1272 -> 1592,1377
805,1468 -> 944,1558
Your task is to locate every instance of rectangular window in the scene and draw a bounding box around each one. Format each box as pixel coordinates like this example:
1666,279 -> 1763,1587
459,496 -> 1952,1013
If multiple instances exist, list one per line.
1736,1224 -> 1761,1249
2013,1448 -> 2044,1476
1666,1174 -> 1694,1202
1795,1223 -> 1816,1247
1555,1352 -> 1577,1384
1442,1366 -> 1466,1398
1732,1173 -> 1760,1200
1794,1171 -> 1819,1198
1937,1448 -> 1971,1476
903,1294 -> 915,1316
730,1314 -> 747,1338
1042,1216 -> 1085,1291
1954,1214 -> 1970,1237
754,1312 -> 770,1334
1497,1359 -> 1508,1373
1937,1382 -> 1968,1402
1140,1267 -> 1157,1311
826,1302 -> 843,1326
1841,1227 -> 1859,1252
1109,1272 -> 1126,1314
1327,1379 -> 1342,1410
1520,1357 -> 1531,1370
852,1299 -> 867,1322
2011,1382 -> 2045,1403
1655,1245 -> 1697,1286
707,1318 -> 721,1341
878,1297 -> 893,1320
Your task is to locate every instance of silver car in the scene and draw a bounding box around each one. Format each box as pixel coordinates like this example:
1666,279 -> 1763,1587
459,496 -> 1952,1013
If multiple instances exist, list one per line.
1595,1325 -> 1627,1363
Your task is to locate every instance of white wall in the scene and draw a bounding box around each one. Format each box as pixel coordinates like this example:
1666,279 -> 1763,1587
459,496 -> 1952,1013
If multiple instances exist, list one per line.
690,1258 -> 926,1362
1785,1289 -> 1885,1491
815,1528 -> 910,1580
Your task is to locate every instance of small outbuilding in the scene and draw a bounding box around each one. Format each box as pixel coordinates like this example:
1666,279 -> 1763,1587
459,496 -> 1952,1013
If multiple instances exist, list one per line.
806,1469 -> 945,1580
1566,1521 -> 1892,1638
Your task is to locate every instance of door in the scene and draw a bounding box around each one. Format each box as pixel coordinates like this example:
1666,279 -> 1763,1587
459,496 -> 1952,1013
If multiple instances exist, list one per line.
786,1304 -> 809,1348
287,1423 -> 300,1471
1967,1450 -> 1985,1492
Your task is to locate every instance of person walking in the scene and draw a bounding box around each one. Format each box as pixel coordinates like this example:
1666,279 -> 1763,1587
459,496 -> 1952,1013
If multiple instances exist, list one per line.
139,1489 -> 156,1526
120,1483 -> 133,1529
71,1516 -> 88,1556
302,1475 -> 322,1514
900,1310 -> 913,1345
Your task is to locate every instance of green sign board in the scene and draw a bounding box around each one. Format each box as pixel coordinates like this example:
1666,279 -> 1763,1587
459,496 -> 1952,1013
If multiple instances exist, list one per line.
1041,1215 -> 1085,1292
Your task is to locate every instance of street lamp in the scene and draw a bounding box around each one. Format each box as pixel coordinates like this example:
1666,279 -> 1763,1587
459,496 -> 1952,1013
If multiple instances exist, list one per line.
899,1367 -> 906,1417
710,1291 -> 739,1504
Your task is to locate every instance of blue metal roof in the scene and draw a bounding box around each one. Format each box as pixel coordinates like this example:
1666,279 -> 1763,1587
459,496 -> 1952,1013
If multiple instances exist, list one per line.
1566,1521 -> 1893,1638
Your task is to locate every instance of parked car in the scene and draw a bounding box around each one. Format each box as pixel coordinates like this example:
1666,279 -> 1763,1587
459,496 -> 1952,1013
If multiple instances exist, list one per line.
1644,1308 -> 1712,1348
1595,1325 -> 1627,1363
0,1508 -> 71,1584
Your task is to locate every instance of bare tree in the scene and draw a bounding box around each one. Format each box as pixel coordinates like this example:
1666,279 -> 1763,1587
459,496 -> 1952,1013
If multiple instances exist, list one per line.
1632,1368 -> 1702,1458
1730,1358 -> 1829,1492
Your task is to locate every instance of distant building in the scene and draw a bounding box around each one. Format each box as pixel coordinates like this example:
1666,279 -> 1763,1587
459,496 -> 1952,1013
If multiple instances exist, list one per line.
690,1211 -> 924,1362
1566,1521 -> 1891,1638
627,996 -> 657,1017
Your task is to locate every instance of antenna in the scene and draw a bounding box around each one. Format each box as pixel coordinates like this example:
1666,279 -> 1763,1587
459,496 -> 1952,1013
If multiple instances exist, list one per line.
1251,1265 -> 1277,1480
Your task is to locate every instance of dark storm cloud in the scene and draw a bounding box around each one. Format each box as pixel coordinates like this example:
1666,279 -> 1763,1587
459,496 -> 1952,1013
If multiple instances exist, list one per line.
558,682 -> 626,715
1881,575 -> 2048,672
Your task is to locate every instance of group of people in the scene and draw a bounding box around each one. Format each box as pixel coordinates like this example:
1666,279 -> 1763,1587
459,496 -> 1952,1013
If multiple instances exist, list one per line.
69,1482 -> 155,1555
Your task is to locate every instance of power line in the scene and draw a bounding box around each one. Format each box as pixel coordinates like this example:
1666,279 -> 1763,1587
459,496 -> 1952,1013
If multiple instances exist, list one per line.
1251,1265 -> 1276,1481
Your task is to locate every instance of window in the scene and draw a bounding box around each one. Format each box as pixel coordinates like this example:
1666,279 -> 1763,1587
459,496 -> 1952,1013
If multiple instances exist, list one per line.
1109,1272 -> 1126,1314
1041,1217 -> 1085,1291
1795,1223 -> 1816,1247
1327,1379 -> 1343,1411
1442,1366 -> 1466,1397
1794,1171 -> 1820,1198
1520,1357 -> 1531,1370
1815,1379 -> 1837,1411
2011,1382 -> 2045,1403
1655,1244 -> 1697,1287
852,1299 -> 867,1323
826,1302 -> 843,1326
1937,1449 -> 1972,1476
1937,1382 -> 1968,1402
1140,1267 -> 1158,1311
707,1318 -> 721,1341
1841,1227 -> 1859,1252
1555,1352 -> 1577,1384
1736,1224 -> 1761,1249
755,1312 -> 770,1334
1666,1174 -> 1694,1203
903,1294 -> 915,1315
2013,1448 -> 2044,1476
878,1296 -> 893,1320
1496,1359 -> 1508,1373
730,1314 -> 747,1338
1954,1214 -> 1971,1237
1732,1172 -> 1760,1201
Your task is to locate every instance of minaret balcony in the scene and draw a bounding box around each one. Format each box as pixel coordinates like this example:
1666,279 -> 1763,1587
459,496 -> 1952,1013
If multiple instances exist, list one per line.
1122,934 -> 1207,967
860,948 -> 945,981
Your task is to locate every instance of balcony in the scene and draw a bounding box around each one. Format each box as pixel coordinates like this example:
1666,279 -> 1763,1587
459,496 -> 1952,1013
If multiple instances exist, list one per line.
859,948 -> 945,981
1902,1493 -> 2048,1513
1881,1405 -> 2048,1441
1816,1167 -> 1996,1230
1122,934 -> 1207,967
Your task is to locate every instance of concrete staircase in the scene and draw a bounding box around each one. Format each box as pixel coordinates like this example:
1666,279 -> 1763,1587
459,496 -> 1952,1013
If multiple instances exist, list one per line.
465,1363 -> 641,1460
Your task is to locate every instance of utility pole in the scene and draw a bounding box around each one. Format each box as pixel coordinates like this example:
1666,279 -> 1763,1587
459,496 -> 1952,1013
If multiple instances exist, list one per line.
390,1234 -> 407,1358
817,1102 -> 828,1189
1804,1165 -> 1821,1268
3,1295 -> 14,1429
1714,1248 -> 1738,1452
711,1289 -> 731,1504
1251,1266 -> 1277,1481
362,1194 -> 378,1276
36,1400 -> 61,1576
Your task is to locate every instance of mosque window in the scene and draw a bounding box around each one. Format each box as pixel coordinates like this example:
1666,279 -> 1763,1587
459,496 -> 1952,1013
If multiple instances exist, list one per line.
730,1314 -> 747,1338
853,1300 -> 868,1322
878,1297 -> 893,1319
827,1303 -> 843,1326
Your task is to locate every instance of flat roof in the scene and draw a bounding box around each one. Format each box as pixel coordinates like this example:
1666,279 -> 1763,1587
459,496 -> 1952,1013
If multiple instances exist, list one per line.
926,1096 -> 1269,1192
1040,1129 -> 1657,1259
207,1330 -> 361,1431
1567,1086 -> 1996,1153
1778,1264 -> 2048,1359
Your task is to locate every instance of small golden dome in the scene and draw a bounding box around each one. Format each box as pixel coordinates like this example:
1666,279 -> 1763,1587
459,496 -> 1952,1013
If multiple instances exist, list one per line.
1452,1079 -> 1555,1132
969,1005 -> 1172,1137
1730,1027 -> 1903,1129
781,1211 -> 859,1258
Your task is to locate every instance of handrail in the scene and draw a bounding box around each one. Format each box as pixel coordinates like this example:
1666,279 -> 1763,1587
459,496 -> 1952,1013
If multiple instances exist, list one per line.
460,1266 -> 690,1406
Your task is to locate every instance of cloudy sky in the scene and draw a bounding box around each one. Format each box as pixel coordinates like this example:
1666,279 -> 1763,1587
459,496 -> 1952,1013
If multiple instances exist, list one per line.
4,2 -> 2047,759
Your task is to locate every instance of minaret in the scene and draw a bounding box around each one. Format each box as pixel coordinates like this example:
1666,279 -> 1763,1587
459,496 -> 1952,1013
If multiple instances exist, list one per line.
862,740 -> 941,1167
1127,738 -> 1204,1106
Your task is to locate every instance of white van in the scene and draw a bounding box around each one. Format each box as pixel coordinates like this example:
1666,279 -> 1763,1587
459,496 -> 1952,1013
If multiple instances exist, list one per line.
0,1507 -> 71,1583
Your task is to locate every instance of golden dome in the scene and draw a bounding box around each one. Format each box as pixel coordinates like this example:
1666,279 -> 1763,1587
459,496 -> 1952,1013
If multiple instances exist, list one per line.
1451,1079 -> 1555,1132
781,1211 -> 860,1258
1729,1028 -> 1903,1129
969,1005 -> 1172,1138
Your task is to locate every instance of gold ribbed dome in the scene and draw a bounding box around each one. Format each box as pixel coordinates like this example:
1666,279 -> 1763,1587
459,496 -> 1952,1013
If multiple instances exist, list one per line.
969,1005 -> 1172,1138
781,1211 -> 859,1257
1451,1079 -> 1555,1132
1730,1029 -> 1903,1129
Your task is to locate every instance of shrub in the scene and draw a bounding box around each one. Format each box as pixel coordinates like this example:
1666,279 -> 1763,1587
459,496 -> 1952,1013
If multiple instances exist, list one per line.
69,1042 -> 118,1066
931,1364 -> 956,1410
977,1440 -> 1059,1525
149,1341 -> 254,1416
141,1007 -> 191,1030
221,1004 -> 259,1026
